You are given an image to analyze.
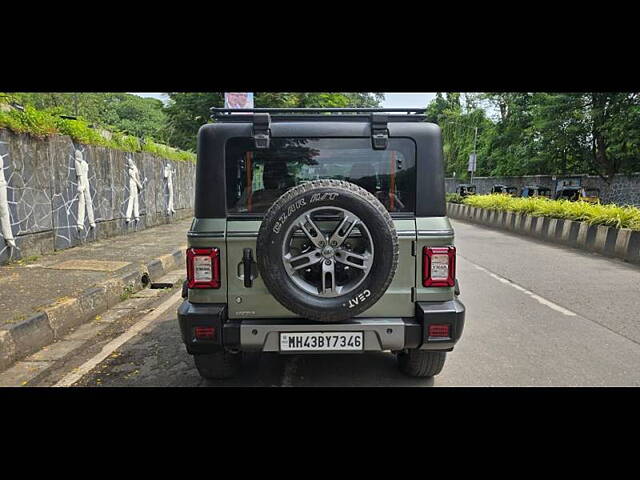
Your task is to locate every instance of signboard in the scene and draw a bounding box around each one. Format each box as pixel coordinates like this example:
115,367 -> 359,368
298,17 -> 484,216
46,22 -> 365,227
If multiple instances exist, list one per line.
468,153 -> 477,172
224,92 -> 254,109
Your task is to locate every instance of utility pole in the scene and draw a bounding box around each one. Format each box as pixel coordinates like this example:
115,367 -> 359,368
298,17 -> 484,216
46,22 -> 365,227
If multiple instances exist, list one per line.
470,126 -> 478,185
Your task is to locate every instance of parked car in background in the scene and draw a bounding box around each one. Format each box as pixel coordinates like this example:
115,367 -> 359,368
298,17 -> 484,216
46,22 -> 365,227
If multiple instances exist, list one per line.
521,185 -> 552,198
491,184 -> 518,196
554,186 -> 600,203
456,184 -> 476,197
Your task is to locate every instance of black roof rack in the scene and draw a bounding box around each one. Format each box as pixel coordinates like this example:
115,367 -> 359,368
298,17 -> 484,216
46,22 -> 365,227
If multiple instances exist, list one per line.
211,108 -> 427,150
211,107 -> 427,123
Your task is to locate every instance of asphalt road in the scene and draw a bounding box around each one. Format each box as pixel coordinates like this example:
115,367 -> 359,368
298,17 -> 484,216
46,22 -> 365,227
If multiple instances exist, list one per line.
74,219 -> 640,387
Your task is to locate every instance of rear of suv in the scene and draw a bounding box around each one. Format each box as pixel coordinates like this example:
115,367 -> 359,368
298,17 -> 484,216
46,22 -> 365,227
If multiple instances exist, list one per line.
178,108 -> 465,379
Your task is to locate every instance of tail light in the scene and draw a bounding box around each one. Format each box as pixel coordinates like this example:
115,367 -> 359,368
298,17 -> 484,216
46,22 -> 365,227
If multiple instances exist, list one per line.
194,326 -> 216,340
187,247 -> 220,289
428,324 -> 450,338
423,246 -> 456,287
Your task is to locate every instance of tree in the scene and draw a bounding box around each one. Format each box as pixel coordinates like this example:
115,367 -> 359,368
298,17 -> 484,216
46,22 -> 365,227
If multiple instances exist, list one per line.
5,92 -> 169,142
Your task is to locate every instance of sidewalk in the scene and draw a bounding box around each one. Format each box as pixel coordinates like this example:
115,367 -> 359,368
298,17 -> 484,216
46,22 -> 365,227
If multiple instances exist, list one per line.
0,218 -> 192,371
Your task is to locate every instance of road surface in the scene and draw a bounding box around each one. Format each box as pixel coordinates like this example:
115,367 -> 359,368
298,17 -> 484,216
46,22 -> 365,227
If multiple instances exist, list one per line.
51,219 -> 640,387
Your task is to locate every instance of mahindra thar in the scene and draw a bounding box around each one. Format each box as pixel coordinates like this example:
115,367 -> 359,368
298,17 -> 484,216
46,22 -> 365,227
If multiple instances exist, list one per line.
178,108 -> 465,379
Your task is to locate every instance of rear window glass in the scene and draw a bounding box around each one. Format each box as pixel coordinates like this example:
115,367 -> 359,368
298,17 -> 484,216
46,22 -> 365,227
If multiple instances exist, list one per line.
225,137 -> 416,214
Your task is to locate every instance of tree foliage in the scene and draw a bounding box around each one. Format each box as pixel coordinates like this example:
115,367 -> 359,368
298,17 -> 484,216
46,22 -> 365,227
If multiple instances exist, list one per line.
431,92 -> 640,180
5,92 -> 168,141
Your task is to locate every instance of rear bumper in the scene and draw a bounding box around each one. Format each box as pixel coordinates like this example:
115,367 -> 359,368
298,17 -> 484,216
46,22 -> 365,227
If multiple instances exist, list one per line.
178,299 -> 465,354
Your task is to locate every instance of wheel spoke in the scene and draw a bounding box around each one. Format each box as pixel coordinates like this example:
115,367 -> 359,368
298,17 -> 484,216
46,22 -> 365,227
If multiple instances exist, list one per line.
335,249 -> 371,270
299,215 -> 325,248
284,250 -> 323,271
321,260 -> 336,295
328,215 -> 358,248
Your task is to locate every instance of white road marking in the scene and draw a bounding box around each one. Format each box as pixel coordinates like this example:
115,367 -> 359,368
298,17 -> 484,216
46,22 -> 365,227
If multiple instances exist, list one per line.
54,289 -> 183,387
461,256 -> 578,317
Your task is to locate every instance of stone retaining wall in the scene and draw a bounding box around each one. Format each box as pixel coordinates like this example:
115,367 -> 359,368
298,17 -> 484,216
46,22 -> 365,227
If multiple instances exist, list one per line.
0,129 -> 195,265
445,174 -> 640,207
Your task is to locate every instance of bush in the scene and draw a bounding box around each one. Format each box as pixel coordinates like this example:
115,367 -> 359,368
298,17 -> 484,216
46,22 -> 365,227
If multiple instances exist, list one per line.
0,103 -> 195,163
462,194 -> 640,231
445,193 -> 465,204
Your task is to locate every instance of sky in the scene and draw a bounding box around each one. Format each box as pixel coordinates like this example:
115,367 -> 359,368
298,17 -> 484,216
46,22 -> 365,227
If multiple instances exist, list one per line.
130,92 -> 436,108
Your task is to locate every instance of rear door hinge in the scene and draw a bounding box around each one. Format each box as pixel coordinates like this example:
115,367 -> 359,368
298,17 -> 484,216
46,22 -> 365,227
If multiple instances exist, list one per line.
411,287 -> 416,303
371,113 -> 388,150
411,240 -> 416,256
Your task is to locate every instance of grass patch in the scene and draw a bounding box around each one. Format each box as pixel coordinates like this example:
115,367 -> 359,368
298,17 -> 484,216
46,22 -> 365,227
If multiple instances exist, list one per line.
0,104 -> 195,163
119,285 -> 135,301
462,194 -> 640,231
5,255 -> 40,266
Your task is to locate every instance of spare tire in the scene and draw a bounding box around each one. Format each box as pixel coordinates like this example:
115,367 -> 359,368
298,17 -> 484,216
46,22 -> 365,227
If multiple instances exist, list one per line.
256,180 -> 398,323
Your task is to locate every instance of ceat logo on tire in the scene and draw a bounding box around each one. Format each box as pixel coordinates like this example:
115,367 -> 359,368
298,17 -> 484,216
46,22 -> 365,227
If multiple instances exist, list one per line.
348,289 -> 371,309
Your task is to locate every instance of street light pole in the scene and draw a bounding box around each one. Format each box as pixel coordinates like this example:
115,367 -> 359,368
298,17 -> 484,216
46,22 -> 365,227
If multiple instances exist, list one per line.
470,126 -> 478,186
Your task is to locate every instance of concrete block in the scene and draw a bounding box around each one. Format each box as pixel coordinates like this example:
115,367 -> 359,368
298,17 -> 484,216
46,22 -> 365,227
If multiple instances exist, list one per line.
615,229 -> 640,264
561,220 -> 581,247
44,297 -> 85,339
504,211 -> 515,231
147,259 -> 165,280
534,217 -> 550,239
513,213 -> 525,232
522,215 -> 538,236
8,312 -> 54,359
77,285 -> 108,320
594,225 -> 618,257
546,218 -> 564,243
0,329 -> 17,371
576,222 -> 598,250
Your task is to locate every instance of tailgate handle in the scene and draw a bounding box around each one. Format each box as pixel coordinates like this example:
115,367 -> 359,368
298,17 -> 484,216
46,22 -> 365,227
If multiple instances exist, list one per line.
243,248 -> 254,288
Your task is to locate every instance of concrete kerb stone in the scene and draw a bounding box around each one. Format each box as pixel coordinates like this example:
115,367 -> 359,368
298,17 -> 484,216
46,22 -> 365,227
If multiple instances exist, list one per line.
534,217 -> 550,239
43,297 -> 84,339
546,218 -> 564,243
594,225 -> 618,257
0,329 -> 17,371
561,220 -> 581,247
0,246 -> 185,374
444,202 -> 640,266
5,312 -> 54,363
522,215 -> 537,236
627,231 -> 640,264
577,222 -> 598,251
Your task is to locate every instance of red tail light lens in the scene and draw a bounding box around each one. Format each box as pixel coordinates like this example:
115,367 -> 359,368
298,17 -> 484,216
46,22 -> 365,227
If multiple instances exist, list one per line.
428,324 -> 450,338
423,246 -> 456,287
187,247 -> 220,289
194,326 -> 216,340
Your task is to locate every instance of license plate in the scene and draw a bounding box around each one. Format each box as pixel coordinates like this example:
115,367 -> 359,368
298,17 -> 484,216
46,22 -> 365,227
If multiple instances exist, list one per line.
280,332 -> 363,351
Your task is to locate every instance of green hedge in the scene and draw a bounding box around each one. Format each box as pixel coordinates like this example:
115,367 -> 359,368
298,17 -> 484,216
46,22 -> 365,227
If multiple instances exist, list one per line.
0,105 -> 195,163
461,194 -> 640,231
445,193 -> 465,204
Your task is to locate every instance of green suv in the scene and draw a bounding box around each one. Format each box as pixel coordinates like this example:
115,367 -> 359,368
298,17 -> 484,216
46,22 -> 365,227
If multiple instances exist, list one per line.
178,108 -> 465,380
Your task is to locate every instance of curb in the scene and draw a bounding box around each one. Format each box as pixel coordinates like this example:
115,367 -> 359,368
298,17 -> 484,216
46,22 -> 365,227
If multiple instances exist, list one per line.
447,203 -> 640,266
0,245 -> 187,372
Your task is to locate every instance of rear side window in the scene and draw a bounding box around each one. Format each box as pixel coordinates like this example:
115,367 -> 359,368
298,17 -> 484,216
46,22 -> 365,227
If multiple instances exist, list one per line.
225,137 -> 416,214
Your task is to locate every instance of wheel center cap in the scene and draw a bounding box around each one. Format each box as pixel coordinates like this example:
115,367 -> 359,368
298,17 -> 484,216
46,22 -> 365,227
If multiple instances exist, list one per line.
322,246 -> 335,258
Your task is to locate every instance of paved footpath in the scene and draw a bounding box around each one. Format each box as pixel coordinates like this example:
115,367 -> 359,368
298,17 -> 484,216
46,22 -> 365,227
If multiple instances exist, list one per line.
16,217 -> 640,387
0,219 -> 191,327
0,218 -> 191,373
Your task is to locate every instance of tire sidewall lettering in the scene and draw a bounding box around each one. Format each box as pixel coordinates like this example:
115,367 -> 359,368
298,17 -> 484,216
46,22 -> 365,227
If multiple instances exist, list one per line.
272,192 -> 341,235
